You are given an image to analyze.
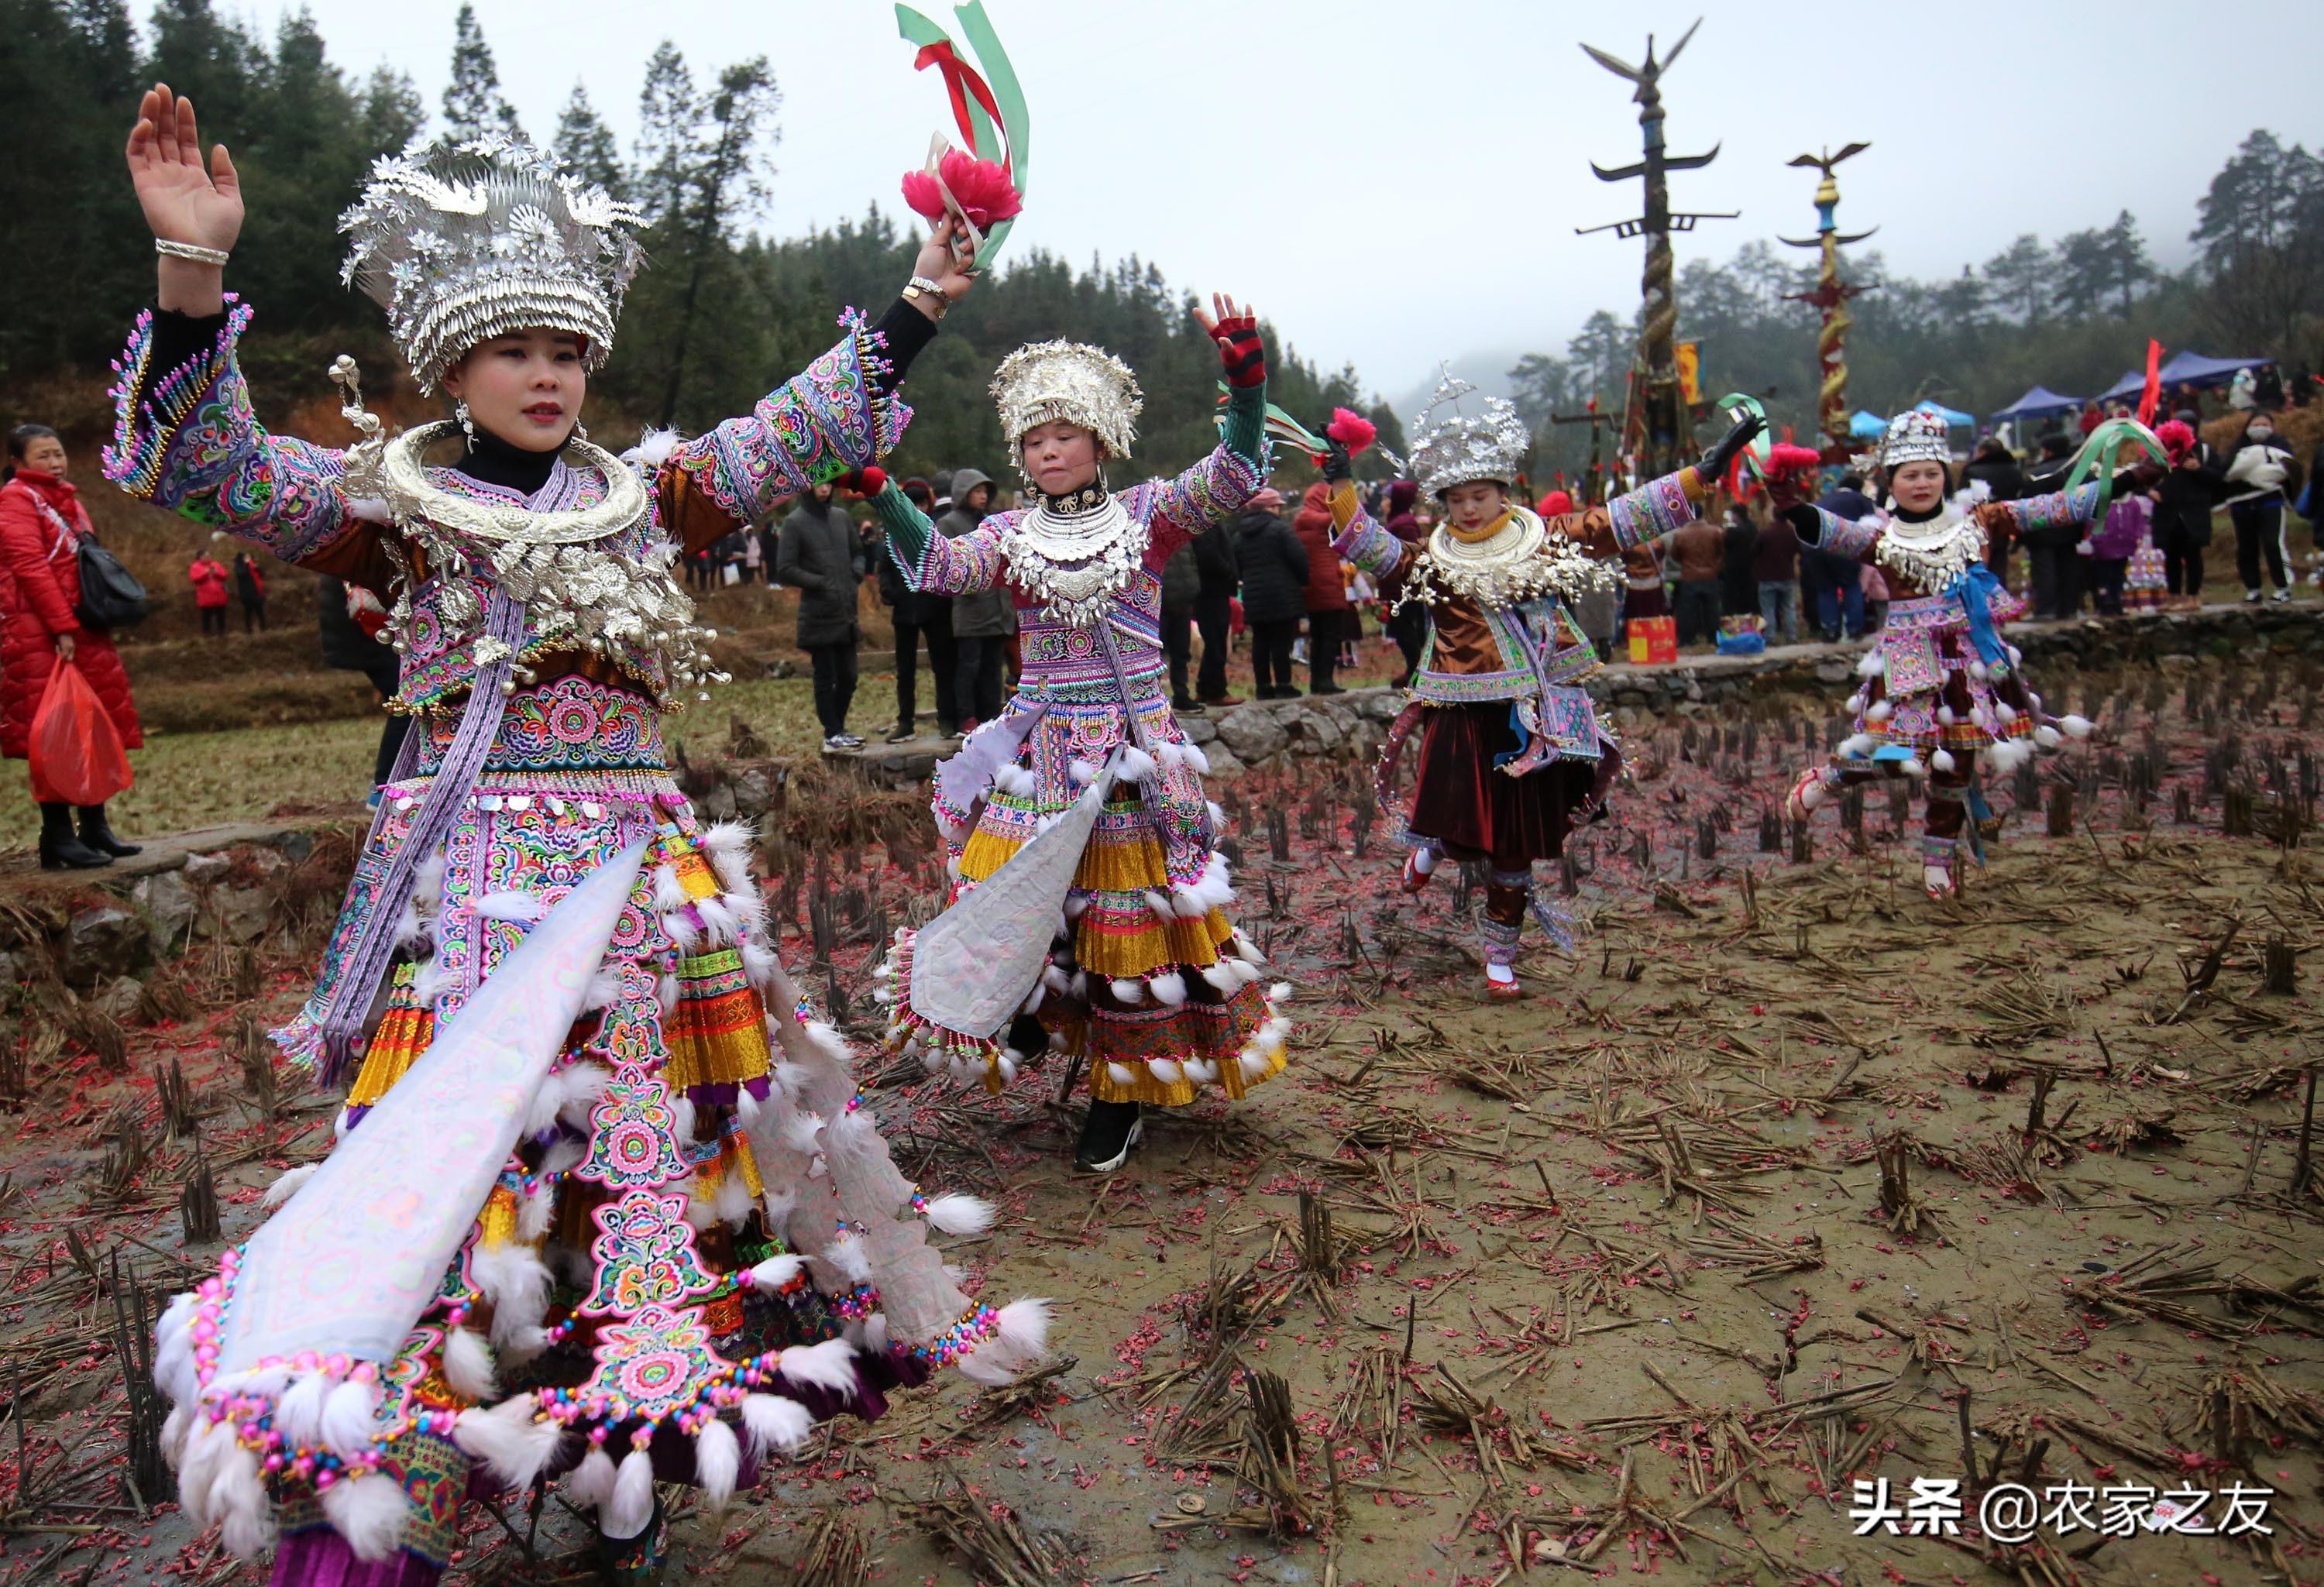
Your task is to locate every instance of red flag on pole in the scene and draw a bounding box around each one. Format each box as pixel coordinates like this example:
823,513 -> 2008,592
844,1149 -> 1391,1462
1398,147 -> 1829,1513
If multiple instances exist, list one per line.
2137,339 -> 2163,427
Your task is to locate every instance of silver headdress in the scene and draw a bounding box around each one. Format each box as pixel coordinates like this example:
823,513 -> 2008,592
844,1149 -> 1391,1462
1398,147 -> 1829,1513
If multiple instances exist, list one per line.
339,134 -> 647,396
990,341 -> 1142,458
1407,368 -> 1531,500
1879,408 -> 1953,470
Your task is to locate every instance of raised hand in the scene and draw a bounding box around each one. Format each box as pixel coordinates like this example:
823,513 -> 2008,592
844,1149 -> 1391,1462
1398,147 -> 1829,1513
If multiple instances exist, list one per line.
909,211 -> 979,311
1194,293 -> 1264,387
126,84 -> 242,255
128,84 -> 240,315
1761,443 -> 1824,511
1696,410 -> 1766,484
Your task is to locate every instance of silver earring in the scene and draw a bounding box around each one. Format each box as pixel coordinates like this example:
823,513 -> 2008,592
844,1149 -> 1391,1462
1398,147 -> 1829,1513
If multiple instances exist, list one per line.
455,399 -> 474,448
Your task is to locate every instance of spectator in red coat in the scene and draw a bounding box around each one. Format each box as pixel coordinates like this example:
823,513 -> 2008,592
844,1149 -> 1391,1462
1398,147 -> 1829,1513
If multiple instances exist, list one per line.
188,543 -> 229,635
0,425 -> 143,868
1294,481 -> 1350,694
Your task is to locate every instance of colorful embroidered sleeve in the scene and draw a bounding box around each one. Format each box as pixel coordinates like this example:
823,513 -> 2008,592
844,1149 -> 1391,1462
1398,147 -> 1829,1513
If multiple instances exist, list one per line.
1996,482 -> 2104,538
1124,381 -> 1268,557
1789,504 -> 1883,560
868,487 -> 1006,596
668,311 -> 911,526
1327,481 -> 1407,579
1599,466 -> 1707,554
102,301 -> 356,561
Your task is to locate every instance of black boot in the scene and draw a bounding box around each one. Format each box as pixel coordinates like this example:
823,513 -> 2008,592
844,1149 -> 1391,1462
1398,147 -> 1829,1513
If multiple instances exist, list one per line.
40,803 -> 112,871
78,805 -> 140,857
1074,1098 -> 1143,1173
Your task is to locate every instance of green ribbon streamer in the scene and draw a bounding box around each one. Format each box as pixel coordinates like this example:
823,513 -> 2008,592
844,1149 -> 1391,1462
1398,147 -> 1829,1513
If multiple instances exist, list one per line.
895,2 -> 1030,264
1714,393 -> 1777,481
2064,415 -> 2168,520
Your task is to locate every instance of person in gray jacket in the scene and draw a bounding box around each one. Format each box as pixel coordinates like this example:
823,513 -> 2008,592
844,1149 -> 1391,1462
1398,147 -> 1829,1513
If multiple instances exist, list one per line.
940,467 -> 1010,728
775,480 -> 868,749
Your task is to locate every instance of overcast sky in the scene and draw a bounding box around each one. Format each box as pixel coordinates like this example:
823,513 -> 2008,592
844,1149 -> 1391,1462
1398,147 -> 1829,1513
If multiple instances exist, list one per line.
272,0 -> 2322,414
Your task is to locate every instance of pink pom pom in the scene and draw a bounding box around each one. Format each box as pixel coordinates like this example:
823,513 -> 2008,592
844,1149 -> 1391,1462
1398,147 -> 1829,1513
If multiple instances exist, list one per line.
1325,407 -> 1377,455
1766,443 -> 1823,476
899,150 -> 1023,231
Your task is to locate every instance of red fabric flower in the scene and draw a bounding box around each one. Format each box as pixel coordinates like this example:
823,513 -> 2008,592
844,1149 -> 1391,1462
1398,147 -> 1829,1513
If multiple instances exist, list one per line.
1765,443 -> 1824,477
1324,408 -> 1377,455
1536,489 -> 1573,517
900,149 -> 1023,232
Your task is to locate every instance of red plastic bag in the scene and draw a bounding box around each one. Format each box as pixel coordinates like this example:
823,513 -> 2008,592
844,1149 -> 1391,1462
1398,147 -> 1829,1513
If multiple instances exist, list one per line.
29,659 -> 132,807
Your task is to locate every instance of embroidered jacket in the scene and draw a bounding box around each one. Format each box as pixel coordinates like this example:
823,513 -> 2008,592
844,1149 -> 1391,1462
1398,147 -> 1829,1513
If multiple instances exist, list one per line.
1330,470 -> 1704,706
104,297 -> 905,713
865,384 -> 1267,887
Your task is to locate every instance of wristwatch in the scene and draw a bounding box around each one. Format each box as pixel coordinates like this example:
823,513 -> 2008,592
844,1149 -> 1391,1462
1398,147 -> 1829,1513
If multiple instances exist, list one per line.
903,275 -> 949,321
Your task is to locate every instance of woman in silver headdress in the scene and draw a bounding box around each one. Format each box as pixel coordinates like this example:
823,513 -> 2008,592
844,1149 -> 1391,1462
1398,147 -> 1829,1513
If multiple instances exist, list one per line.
106,85 -> 1045,1587
1325,376 -> 1762,997
861,301 -> 1286,1176
1764,411 -> 2145,898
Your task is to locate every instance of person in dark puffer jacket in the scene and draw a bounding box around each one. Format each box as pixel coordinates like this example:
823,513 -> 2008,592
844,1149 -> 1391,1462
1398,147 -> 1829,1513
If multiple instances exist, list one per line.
1231,486 -> 1308,699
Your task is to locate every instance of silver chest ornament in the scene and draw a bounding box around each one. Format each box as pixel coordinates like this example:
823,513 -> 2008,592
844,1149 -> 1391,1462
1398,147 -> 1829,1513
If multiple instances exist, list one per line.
998,493 -> 1146,630
330,358 -> 727,703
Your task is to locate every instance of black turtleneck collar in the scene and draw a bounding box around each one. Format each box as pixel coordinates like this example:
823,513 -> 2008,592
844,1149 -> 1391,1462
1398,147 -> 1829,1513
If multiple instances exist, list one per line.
1037,479 -> 1109,516
1890,498 -> 1946,524
452,424 -> 565,498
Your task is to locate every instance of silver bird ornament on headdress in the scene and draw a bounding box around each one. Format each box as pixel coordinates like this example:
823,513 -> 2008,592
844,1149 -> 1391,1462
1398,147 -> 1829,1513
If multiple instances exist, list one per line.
1406,369 -> 1532,501
339,134 -> 647,395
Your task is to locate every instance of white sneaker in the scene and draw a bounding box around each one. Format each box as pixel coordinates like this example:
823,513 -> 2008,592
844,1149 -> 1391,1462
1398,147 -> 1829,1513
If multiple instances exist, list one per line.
2243,589 -> 2262,604
822,734 -> 851,752
2271,588 -> 2291,604
835,732 -> 865,749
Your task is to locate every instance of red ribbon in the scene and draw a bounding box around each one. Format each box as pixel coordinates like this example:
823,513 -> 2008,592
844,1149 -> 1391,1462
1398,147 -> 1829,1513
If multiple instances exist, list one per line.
2137,338 -> 2162,428
913,42 -> 1011,177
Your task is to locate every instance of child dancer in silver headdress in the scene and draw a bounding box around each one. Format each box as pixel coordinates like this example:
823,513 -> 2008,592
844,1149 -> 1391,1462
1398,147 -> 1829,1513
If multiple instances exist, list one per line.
864,298 -> 1287,1175
1325,376 -> 1762,996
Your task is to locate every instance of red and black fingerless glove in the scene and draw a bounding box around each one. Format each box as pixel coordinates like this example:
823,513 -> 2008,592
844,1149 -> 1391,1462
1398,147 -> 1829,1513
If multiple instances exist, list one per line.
1212,316 -> 1265,388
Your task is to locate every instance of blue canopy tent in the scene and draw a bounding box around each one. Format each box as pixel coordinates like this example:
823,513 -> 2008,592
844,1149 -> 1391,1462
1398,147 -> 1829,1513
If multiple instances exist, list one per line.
1911,398 -> 1976,428
1991,385 -> 2084,422
2097,350 -> 2270,404
1848,409 -> 1888,440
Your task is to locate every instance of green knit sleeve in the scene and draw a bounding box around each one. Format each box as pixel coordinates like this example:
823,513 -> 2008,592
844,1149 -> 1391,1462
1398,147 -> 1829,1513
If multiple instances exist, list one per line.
868,482 -> 933,570
1219,379 -> 1267,472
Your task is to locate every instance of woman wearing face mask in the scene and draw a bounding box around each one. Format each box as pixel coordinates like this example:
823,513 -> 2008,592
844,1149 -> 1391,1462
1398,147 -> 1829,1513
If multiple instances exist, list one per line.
2223,414 -> 2302,603
1322,375 -> 1763,997
106,87 -> 1042,1587
1768,410 -> 2141,899
865,300 -> 1284,1176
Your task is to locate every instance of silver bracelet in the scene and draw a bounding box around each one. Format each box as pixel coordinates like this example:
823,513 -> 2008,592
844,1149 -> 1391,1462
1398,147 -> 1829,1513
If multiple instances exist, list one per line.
156,238 -> 230,266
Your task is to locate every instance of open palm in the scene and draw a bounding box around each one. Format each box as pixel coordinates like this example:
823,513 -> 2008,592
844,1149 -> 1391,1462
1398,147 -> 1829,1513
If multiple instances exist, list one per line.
125,84 -> 242,252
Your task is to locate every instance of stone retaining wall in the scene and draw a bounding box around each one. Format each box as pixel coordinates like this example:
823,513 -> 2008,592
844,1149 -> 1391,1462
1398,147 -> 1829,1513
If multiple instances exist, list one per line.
1189,602 -> 2319,781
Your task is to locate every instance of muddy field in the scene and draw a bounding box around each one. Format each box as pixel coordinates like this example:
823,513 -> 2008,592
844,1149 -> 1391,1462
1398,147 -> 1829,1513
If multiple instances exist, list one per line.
1,654 -> 2320,1587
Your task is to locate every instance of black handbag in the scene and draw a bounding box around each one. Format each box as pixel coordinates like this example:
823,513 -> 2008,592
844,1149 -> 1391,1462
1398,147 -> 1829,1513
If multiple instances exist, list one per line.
75,535 -> 150,630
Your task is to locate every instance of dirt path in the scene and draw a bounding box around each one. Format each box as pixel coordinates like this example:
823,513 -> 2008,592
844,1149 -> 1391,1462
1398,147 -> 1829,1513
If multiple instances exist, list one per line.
2,658 -> 2319,1587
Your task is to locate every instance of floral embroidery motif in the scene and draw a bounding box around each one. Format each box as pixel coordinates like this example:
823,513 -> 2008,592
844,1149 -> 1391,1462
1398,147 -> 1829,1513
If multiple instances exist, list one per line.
578,1189 -> 718,1316
576,1070 -> 689,1191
